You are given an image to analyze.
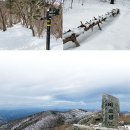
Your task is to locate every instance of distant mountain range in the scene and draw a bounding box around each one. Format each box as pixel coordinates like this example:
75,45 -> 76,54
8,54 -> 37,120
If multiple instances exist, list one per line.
0,109 -> 93,130
0,108 -> 130,130
121,111 -> 130,115
0,108 -> 44,126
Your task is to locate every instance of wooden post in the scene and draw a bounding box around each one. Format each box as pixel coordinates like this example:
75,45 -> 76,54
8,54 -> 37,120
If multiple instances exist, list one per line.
63,33 -> 80,47
71,33 -> 80,47
98,23 -> 102,30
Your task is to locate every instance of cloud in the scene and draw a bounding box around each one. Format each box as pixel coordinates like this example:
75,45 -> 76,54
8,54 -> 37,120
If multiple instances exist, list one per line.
0,52 -> 130,111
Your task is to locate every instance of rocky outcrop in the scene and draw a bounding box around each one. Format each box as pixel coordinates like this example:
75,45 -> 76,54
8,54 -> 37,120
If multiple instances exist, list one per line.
78,113 -> 102,125
67,113 -> 129,130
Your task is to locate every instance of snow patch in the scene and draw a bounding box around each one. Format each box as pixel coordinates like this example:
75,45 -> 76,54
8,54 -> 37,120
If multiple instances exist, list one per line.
0,24 -> 63,50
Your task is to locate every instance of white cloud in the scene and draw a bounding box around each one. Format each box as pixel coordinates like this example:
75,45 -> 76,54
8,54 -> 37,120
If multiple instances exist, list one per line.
0,52 -> 130,110
34,96 -> 53,101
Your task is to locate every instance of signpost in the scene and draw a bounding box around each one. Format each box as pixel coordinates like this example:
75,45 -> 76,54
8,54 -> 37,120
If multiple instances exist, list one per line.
42,8 -> 60,50
46,9 -> 51,50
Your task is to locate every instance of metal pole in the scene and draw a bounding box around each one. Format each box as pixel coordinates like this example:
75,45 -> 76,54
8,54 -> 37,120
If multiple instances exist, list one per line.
110,0 -> 114,4
46,9 -> 51,50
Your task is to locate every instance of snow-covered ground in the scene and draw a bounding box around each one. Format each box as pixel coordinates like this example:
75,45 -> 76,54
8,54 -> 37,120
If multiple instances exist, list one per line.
70,124 -> 130,130
63,0 -> 130,50
125,125 -> 130,130
0,24 -> 63,50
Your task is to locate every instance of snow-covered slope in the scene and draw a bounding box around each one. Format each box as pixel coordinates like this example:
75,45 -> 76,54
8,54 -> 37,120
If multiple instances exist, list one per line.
0,24 -> 63,50
63,0 -> 130,50
125,126 -> 130,130
0,109 -> 93,130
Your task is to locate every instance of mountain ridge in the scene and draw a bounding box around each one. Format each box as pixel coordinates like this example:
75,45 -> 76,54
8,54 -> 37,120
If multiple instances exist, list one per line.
0,109 -> 93,130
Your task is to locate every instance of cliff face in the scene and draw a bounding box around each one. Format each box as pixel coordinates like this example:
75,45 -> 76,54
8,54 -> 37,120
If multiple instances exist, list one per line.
0,109 -> 93,130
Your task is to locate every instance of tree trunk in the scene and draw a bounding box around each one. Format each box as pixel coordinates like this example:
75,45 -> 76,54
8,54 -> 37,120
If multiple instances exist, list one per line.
9,0 -> 13,27
30,25 -> 35,37
0,8 -> 7,31
71,0 -> 73,9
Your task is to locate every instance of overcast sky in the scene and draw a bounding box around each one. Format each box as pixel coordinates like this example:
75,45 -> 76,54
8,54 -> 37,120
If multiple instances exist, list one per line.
0,52 -> 130,111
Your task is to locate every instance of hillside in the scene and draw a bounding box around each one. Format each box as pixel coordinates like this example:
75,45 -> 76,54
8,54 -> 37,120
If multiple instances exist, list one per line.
1,109 -> 130,130
0,109 -> 93,130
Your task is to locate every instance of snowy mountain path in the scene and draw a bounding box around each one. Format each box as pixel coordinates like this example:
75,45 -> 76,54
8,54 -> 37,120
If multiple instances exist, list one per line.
0,24 -> 63,50
64,0 -> 130,50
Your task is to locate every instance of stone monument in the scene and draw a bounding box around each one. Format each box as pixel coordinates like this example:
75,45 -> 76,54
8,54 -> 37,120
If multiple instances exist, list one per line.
102,94 -> 120,128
